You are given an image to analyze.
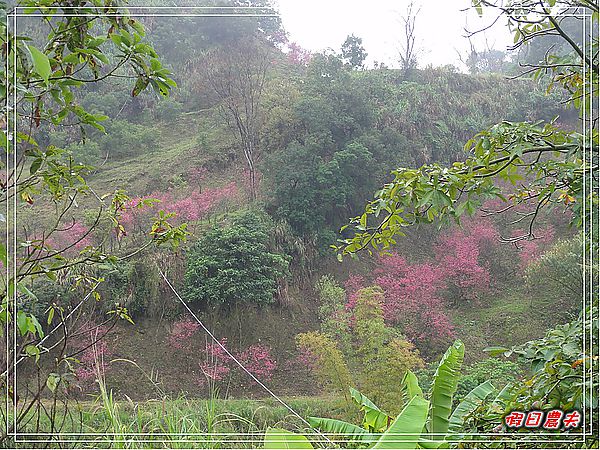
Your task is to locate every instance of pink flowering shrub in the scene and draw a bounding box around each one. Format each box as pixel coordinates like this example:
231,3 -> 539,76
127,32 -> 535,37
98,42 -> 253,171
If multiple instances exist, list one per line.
198,339 -> 232,384
374,256 -> 453,350
45,221 -> 94,255
174,182 -> 238,221
343,274 -> 366,310
61,221 -> 93,251
295,346 -> 316,371
188,167 -> 208,186
72,323 -> 113,388
197,340 -> 277,387
434,218 -> 498,300
167,320 -> 277,387
75,339 -> 111,383
238,344 -> 277,380
514,225 -> 556,267
342,218 -> 503,351
168,319 -> 201,349
118,192 -> 171,236
119,181 -> 238,236
287,42 -> 312,65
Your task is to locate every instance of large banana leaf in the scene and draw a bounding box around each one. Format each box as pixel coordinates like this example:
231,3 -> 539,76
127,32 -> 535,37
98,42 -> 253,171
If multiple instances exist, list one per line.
263,428 -> 314,449
401,370 -> 424,404
371,396 -> 429,449
428,340 -> 465,437
308,416 -> 378,444
447,380 -> 495,434
491,383 -> 514,407
350,387 -> 391,432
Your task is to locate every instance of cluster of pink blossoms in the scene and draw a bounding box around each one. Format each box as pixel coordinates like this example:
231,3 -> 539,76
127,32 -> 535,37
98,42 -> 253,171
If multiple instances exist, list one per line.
344,218 -> 503,350
119,181 -> 238,233
167,320 -> 277,387
73,324 -> 113,386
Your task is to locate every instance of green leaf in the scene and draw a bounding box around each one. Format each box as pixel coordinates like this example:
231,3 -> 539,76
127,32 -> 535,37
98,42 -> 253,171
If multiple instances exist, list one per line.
29,315 -> 44,338
30,158 -> 42,175
45,271 -> 57,282
26,45 -> 51,84
87,36 -> 107,48
129,19 -> 146,36
131,76 -> 149,97
401,370 -> 423,404
432,190 -> 452,208
263,428 -> 314,449
308,417 -> 377,444
0,242 -> 7,267
17,311 -> 28,336
371,396 -> 429,449
25,344 -> 40,362
17,283 -> 38,302
109,33 -> 123,48
350,387 -> 391,432
150,78 -> 170,97
46,373 -> 60,393
428,340 -> 465,438
0,130 -> 7,151
150,57 -> 162,71
483,346 -> 510,357
447,380 -> 495,434
47,307 -> 54,325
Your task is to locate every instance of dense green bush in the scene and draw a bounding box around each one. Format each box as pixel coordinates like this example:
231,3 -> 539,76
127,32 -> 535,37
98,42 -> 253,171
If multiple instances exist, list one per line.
417,356 -> 521,406
295,331 -> 353,399
265,140 -> 376,240
26,278 -> 73,319
315,275 -> 351,350
183,210 -> 289,307
152,97 -> 184,122
81,89 -> 124,117
66,140 -> 102,166
352,287 -> 425,413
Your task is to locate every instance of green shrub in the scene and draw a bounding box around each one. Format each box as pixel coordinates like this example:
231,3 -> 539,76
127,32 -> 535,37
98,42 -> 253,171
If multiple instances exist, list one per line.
126,260 -> 161,317
315,275 -> 351,350
183,210 -> 289,307
524,236 -> 584,316
352,287 -> 425,413
298,284 -> 424,414
456,358 -> 521,402
66,140 -> 102,166
417,357 -> 522,405
296,331 -> 353,399
153,97 -> 183,122
99,258 -> 161,318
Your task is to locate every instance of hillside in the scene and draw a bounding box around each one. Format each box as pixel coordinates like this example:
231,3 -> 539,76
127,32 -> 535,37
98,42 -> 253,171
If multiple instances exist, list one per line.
16,62 -> 580,400
5,2 -> 597,447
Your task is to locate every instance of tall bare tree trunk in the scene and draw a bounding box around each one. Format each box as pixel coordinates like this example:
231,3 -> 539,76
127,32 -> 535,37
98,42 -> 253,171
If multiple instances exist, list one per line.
196,40 -> 271,200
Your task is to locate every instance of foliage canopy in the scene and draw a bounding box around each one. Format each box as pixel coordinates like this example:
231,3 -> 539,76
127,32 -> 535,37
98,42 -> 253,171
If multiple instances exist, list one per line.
183,210 -> 289,307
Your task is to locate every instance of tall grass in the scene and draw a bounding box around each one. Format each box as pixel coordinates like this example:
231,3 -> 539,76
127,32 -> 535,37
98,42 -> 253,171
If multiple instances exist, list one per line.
7,350 -> 343,448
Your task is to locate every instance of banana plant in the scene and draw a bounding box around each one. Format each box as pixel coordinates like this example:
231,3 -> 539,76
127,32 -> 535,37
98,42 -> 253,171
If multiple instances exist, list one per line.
264,341 -> 497,449
264,396 -> 430,449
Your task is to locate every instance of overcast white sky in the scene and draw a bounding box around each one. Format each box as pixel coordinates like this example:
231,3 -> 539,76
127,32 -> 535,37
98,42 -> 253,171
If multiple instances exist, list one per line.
273,0 -> 514,70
